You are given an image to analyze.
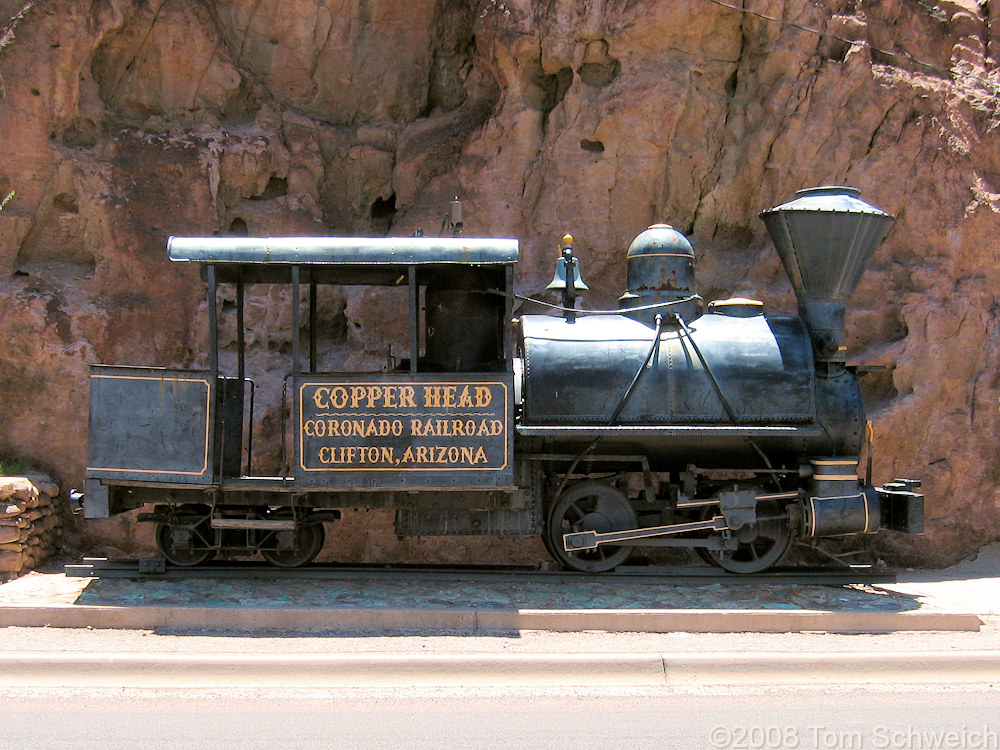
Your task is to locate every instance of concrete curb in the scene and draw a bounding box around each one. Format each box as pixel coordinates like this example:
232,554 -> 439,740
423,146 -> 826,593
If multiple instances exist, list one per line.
664,650 -> 1000,685
0,603 -> 982,633
503,608 -> 982,633
1,650 -> 998,688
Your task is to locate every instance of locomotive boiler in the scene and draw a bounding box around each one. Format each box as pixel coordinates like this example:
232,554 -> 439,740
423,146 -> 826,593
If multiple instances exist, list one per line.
81,186 -> 923,573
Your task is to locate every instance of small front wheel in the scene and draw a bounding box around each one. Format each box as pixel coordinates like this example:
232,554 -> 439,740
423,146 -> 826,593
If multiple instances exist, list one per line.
155,504 -> 216,567
259,516 -> 325,568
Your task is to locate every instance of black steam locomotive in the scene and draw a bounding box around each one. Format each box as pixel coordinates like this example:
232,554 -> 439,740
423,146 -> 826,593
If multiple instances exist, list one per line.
82,187 -> 923,573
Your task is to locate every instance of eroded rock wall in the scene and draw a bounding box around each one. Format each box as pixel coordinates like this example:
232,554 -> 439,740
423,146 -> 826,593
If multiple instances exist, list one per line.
1,0 -> 998,565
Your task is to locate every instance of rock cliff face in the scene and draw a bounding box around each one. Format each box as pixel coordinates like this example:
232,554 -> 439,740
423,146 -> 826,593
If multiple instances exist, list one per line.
1,0 -> 998,565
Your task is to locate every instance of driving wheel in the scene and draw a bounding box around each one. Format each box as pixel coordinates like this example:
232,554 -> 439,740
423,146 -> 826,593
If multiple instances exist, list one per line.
545,482 -> 637,573
699,498 -> 791,574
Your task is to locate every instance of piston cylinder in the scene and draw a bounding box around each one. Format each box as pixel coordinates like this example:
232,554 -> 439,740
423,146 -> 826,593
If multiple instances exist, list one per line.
804,457 -> 879,536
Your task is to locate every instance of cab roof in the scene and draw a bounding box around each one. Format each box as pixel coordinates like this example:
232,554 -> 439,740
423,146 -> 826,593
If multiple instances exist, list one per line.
168,236 -> 519,266
167,236 -> 519,285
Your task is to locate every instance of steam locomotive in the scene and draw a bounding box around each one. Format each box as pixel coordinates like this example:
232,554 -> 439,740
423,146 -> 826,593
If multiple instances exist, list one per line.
81,186 -> 923,573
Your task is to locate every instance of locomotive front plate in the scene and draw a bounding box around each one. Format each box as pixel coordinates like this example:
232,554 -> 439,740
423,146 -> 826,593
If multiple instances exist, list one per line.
295,374 -> 512,489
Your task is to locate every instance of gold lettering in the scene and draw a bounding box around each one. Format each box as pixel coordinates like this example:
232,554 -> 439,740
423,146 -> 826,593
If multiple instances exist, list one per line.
312,387 -> 329,409
307,418 -> 410,439
313,383 -> 491,412
306,381 -> 505,470
355,446 -> 394,464
400,386 -> 416,408
349,386 -> 366,408
363,443 -> 498,466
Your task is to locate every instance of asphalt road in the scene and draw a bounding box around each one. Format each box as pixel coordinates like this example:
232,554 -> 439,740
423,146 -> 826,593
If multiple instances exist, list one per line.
1,622 -> 997,749
1,684 -> 996,750
2,619 -> 999,655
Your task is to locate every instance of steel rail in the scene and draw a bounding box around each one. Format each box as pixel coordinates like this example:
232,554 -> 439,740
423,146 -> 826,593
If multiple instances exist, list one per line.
64,558 -> 897,586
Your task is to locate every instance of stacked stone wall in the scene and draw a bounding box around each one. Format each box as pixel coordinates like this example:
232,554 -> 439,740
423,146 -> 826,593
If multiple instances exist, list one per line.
0,475 -> 63,578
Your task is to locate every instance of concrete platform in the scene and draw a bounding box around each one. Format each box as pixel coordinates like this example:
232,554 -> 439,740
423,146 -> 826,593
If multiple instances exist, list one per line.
0,560 -> 992,633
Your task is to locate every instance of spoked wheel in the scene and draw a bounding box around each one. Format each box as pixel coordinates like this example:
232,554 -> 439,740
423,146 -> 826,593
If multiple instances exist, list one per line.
155,504 -> 216,567
699,499 -> 791,574
258,512 -> 325,568
545,482 -> 637,573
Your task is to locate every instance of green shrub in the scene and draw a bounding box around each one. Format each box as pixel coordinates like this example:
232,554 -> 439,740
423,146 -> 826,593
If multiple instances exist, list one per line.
0,455 -> 28,476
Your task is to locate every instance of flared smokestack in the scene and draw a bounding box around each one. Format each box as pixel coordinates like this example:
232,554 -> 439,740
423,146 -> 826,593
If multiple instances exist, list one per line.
760,186 -> 893,364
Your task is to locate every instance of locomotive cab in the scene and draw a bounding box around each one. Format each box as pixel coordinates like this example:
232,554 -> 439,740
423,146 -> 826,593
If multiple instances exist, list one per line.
84,236 -> 526,566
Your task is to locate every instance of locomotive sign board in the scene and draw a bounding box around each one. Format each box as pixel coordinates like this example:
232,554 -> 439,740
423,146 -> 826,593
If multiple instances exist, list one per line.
295,374 -> 513,489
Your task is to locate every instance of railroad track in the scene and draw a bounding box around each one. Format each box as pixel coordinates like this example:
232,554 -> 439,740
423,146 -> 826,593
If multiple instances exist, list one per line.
64,558 -> 897,585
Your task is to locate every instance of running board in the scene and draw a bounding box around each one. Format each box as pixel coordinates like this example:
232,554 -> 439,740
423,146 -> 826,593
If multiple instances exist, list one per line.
210,518 -> 297,531
563,516 -> 729,552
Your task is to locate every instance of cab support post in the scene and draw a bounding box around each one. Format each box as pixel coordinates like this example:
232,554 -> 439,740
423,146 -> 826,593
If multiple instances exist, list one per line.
207,263 -> 218,373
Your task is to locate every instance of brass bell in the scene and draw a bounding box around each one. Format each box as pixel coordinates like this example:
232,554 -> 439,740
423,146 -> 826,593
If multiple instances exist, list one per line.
546,234 -> 589,292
